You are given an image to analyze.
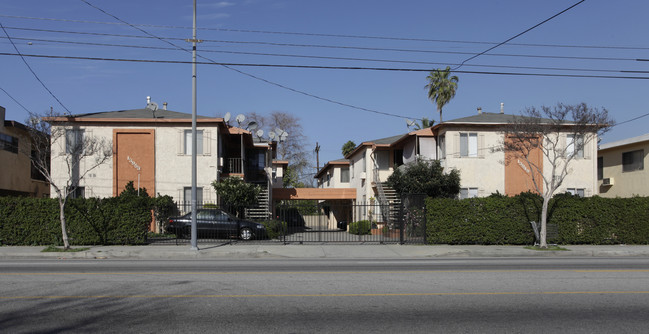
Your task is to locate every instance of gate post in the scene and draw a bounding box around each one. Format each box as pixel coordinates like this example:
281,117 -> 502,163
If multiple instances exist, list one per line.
399,197 -> 404,245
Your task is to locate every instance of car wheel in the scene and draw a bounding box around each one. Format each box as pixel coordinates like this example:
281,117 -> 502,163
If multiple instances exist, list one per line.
239,227 -> 253,240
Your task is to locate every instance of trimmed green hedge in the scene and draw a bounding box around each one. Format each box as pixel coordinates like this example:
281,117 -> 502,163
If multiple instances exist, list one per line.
0,195 -> 173,246
349,220 -> 371,235
426,194 -> 649,245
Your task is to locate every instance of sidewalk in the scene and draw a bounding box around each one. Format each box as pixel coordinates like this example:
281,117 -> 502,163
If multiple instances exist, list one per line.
2,244 -> 649,260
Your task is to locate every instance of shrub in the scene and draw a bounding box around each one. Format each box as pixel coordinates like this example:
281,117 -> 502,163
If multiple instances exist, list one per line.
259,220 -> 287,239
349,220 -> 371,235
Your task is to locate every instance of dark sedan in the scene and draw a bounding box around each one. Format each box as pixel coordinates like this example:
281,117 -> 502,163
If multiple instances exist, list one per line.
167,209 -> 266,240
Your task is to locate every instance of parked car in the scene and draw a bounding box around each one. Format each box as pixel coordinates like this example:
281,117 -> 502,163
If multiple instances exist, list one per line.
167,209 -> 266,240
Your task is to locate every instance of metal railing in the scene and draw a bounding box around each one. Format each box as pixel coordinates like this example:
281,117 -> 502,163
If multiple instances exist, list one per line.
147,200 -> 427,245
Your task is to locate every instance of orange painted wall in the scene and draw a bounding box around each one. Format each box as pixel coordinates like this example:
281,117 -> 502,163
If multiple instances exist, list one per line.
504,136 -> 543,196
113,129 -> 155,196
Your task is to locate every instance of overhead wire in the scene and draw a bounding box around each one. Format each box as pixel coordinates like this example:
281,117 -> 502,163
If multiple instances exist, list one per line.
3,14 -> 649,52
0,86 -> 32,113
0,35 -> 638,74
453,0 -> 586,70
3,52 -> 649,80
79,0 -> 424,120
2,26 -> 640,63
0,21 -> 72,115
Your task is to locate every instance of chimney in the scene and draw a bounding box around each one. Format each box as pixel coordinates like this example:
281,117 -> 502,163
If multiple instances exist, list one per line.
146,96 -> 151,104
163,102 -> 168,110
500,102 -> 504,114
477,107 -> 482,115
0,106 -> 5,130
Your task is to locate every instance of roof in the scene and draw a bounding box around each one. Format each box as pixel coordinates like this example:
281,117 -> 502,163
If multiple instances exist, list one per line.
440,112 -> 549,125
315,158 -> 349,179
72,108 -> 213,120
599,133 -> 649,151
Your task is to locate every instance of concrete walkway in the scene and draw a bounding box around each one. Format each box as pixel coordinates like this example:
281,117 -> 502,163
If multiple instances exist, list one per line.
2,244 -> 649,260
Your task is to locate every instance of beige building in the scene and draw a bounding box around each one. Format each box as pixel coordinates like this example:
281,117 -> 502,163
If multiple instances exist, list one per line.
47,105 -> 280,220
597,133 -> 649,197
317,109 -> 600,214
0,106 -> 49,197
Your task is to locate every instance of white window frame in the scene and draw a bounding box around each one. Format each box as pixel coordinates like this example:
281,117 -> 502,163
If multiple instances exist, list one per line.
459,187 -> 478,199
566,134 -> 584,159
184,130 -> 204,155
460,133 -> 478,157
566,188 -> 585,197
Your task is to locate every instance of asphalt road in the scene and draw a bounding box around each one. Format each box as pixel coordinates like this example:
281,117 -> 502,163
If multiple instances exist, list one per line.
1,258 -> 649,333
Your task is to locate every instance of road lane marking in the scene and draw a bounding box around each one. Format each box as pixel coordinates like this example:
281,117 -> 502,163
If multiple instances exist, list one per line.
1,269 -> 648,275
2,291 -> 649,300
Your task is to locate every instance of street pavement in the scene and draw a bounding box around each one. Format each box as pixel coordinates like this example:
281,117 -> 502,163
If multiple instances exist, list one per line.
1,244 -> 649,259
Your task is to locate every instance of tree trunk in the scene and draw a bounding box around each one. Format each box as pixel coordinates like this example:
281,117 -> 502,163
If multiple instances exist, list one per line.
540,196 -> 549,248
59,200 -> 70,249
439,107 -> 443,123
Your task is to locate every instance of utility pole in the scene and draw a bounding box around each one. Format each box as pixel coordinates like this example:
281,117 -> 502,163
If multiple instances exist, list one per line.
314,142 -> 321,173
187,0 -> 203,251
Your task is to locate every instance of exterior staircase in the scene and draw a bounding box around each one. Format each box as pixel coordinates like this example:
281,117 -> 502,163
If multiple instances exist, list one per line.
373,168 -> 401,225
245,181 -> 271,221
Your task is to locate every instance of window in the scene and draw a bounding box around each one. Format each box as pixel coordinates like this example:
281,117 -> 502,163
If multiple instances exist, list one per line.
184,130 -> 203,155
67,186 -> 85,199
460,133 -> 477,157
326,173 -> 330,186
622,150 -> 644,172
393,149 -> 404,167
340,167 -> 350,183
376,151 -> 390,171
566,134 -> 584,158
597,157 -> 603,180
183,187 -> 204,204
65,129 -> 84,154
439,134 -> 446,159
459,187 -> 478,199
567,188 -> 585,197
0,133 -> 18,153
361,151 -> 366,173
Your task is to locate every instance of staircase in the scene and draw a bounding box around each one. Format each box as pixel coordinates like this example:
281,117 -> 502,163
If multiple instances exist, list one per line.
373,168 -> 401,225
245,182 -> 271,220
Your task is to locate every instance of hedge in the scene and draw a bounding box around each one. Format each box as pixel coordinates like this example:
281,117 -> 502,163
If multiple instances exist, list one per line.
0,195 -> 174,246
349,220 -> 371,235
426,194 -> 649,245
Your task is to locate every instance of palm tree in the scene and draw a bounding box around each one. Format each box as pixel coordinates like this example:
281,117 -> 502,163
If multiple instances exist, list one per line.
413,117 -> 434,130
425,66 -> 459,123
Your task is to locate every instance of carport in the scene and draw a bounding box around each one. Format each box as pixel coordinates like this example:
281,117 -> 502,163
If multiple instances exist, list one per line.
271,188 -> 356,231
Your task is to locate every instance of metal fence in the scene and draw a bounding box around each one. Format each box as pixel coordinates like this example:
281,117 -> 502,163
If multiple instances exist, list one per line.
147,196 -> 427,245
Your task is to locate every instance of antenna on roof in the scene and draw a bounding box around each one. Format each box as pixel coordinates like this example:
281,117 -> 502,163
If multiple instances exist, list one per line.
247,121 -> 258,131
268,131 -> 276,141
146,100 -> 158,112
235,114 -> 245,127
255,129 -> 264,139
224,112 -> 231,125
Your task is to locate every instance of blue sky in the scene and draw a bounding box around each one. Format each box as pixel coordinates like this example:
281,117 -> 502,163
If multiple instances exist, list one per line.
2,0 -> 649,176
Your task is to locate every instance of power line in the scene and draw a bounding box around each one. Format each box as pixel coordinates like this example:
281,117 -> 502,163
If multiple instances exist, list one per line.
454,0 -> 586,70
4,52 -> 649,80
0,21 -> 71,114
79,0 -> 424,121
1,36 -> 636,74
2,26 -> 639,63
3,14 -> 649,52
0,86 -> 32,113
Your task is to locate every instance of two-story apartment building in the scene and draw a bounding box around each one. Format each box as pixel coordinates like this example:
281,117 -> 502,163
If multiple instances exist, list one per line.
0,106 -> 49,197
597,133 -> 648,197
47,103 -> 280,219
317,108 -> 599,220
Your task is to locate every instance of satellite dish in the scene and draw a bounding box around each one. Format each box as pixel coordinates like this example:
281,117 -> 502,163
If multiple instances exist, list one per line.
280,131 -> 288,142
256,129 -> 264,138
146,102 -> 158,112
224,112 -> 231,123
247,121 -> 258,130
235,114 -> 246,126
406,119 -> 416,127
268,131 -> 276,141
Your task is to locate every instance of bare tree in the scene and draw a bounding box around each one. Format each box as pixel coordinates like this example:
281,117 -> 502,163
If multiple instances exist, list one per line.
503,103 -> 613,248
26,109 -> 112,249
247,111 -> 312,187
